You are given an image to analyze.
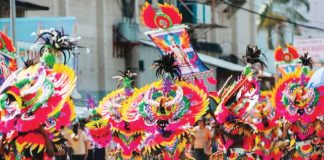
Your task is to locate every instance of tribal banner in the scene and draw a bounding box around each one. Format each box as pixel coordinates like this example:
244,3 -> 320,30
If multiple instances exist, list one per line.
145,25 -> 210,76
0,53 -> 16,85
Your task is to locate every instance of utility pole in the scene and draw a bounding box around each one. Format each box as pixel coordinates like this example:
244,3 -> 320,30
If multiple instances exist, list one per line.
211,0 -> 216,24
134,0 -> 138,23
9,0 -> 16,51
291,0 -> 295,44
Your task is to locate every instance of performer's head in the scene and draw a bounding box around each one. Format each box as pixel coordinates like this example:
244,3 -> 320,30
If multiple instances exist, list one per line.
198,118 -> 206,128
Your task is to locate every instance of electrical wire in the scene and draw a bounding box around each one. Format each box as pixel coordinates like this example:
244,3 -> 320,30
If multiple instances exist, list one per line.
221,0 -> 324,32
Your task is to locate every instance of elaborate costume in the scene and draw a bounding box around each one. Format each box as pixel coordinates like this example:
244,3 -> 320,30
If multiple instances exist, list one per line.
247,91 -> 288,159
122,54 -> 208,160
211,45 -> 265,159
0,29 -> 77,159
89,3 -> 211,159
87,70 -> 145,159
272,46 -> 323,159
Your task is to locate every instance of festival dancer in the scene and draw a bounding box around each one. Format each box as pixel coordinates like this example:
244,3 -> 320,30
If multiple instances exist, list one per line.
272,51 -> 324,159
211,45 -> 266,159
122,53 -> 208,160
0,28 -> 78,159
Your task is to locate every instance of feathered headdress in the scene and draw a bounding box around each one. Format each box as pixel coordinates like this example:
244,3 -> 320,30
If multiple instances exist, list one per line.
243,44 -> 267,69
22,58 -> 36,68
34,28 -> 81,66
299,52 -> 313,69
152,53 -> 181,80
112,70 -> 137,88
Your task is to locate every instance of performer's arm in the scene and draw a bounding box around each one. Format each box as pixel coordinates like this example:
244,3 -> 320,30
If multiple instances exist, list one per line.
83,131 -> 89,160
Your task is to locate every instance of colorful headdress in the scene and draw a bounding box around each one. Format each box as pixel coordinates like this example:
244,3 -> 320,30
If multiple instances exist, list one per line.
122,54 -> 208,159
275,45 -> 301,75
272,53 -> 323,124
271,46 -> 323,159
0,28 -> 78,159
98,70 -> 137,122
92,70 -> 145,159
209,45 -> 267,158
135,3 -> 216,159
34,28 -> 81,67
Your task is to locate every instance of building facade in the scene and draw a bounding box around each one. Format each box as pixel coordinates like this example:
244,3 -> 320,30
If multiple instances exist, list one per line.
22,0 -> 259,96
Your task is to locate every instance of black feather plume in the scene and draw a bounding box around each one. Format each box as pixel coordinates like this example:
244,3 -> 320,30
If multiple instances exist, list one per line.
118,70 -> 137,79
152,53 -> 181,80
114,70 -> 137,88
299,52 -> 313,69
242,44 -> 267,69
22,58 -> 36,68
36,28 -> 80,64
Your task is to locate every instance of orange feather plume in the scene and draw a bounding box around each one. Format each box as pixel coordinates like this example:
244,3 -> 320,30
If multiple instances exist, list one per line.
158,3 -> 182,25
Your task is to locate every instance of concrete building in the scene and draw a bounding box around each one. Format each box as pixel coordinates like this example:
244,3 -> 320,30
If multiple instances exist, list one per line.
19,0 -> 266,99
24,0 -> 126,94
134,0 -> 259,89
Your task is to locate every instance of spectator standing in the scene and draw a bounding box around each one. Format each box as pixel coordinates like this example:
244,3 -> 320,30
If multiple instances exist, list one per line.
69,122 -> 89,160
193,119 -> 212,160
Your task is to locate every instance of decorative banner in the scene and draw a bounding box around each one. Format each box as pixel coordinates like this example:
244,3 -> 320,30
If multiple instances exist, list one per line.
0,32 -> 17,85
145,25 -> 210,76
0,53 -> 16,85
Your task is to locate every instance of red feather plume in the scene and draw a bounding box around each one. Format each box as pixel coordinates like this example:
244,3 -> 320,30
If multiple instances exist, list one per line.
287,45 -> 299,59
140,2 -> 157,28
274,45 -> 299,62
140,2 -> 182,29
274,47 -> 284,61
158,3 -> 182,25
